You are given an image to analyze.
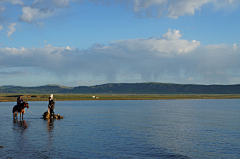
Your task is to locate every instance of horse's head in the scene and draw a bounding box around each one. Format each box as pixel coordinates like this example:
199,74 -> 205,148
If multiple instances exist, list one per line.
23,102 -> 29,109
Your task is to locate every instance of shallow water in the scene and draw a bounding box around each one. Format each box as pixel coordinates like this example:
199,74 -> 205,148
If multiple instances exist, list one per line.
0,99 -> 239,158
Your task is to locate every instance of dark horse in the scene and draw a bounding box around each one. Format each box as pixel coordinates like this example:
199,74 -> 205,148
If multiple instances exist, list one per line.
12,102 -> 29,120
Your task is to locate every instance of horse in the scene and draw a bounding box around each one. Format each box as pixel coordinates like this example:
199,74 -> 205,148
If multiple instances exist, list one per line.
12,102 -> 29,120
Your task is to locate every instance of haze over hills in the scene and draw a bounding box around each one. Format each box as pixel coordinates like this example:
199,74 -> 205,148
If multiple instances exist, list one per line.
1,83 -> 240,94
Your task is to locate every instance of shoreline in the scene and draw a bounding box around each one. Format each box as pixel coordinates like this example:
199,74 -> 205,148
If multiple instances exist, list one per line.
1,94 -> 240,102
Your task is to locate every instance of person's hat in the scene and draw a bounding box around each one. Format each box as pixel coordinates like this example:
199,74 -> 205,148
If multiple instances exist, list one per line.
49,94 -> 53,99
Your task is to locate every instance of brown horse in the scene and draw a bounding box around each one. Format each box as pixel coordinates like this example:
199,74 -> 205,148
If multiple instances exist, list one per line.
12,102 -> 29,120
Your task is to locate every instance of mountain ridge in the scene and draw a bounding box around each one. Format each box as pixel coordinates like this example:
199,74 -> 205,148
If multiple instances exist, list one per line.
1,82 -> 240,94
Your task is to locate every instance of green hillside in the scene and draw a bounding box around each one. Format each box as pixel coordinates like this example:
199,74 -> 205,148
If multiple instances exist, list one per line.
1,82 -> 240,94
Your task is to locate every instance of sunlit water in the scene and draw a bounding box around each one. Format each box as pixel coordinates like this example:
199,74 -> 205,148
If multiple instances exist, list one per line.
0,99 -> 239,159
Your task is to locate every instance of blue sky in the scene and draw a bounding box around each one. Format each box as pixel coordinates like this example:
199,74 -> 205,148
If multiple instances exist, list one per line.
0,0 -> 240,87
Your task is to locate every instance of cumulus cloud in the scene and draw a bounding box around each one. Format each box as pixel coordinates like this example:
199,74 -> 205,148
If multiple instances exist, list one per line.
6,23 -> 17,37
0,29 -> 239,85
114,29 -> 200,56
162,28 -> 182,40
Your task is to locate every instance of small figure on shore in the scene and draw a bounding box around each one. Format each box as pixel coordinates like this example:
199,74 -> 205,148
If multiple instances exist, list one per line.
48,94 -> 55,118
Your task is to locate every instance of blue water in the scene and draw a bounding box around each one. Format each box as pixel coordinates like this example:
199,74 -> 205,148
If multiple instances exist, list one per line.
0,99 -> 239,158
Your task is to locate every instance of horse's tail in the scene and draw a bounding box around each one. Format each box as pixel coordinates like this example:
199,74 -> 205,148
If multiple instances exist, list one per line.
12,105 -> 17,113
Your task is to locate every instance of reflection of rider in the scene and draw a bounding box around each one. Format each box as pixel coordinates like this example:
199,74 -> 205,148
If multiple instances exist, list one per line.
48,97 -> 55,118
17,95 -> 24,107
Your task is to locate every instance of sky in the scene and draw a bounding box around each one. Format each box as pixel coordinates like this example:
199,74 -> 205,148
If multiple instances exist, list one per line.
0,0 -> 240,87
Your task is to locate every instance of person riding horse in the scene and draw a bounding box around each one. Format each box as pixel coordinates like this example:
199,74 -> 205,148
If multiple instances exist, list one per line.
13,95 -> 29,120
17,95 -> 24,108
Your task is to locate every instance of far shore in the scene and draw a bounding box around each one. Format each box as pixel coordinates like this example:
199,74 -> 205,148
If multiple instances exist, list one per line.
1,94 -> 240,102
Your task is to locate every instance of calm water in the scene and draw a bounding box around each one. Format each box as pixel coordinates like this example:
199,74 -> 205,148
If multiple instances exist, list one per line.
0,99 -> 239,159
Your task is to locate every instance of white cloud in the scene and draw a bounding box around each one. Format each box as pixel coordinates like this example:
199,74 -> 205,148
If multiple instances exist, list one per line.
51,0 -> 70,8
10,0 -> 24,5
0,29 -> 239,85
211,0 -> 240,10
32,0 -> 73,8
166,0 -> 209,19
6,23 -> 17,37
131,0 -> 166,12
44,40 -> 47,43
66,46 -> 72,50
35,22 -> 44,28
233,43 -> 237,51
44,44 -> 52,48
0,6 -> 5,14
114,29 -> 200,56
2,0 -> 237,29
19,6 -> 57,23
162,28 -> 182,40
0,24 -> 3,31
89,0 -> 239,19
19,7 -> 39,23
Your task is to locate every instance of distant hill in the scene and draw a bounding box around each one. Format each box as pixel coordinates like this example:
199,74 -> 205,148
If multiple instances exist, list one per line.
1,82 -> 240,94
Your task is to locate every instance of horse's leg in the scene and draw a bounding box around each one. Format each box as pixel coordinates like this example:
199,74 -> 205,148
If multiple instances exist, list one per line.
22,109 -> 25,120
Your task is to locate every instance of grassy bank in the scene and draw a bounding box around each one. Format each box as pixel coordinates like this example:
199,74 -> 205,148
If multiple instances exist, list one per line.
1,94 -> 240,102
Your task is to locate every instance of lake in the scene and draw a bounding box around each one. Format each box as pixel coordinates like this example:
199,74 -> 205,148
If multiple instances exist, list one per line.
0,99 -> 239,158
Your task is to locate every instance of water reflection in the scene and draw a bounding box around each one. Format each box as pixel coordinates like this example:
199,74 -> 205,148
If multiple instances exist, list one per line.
12,119 -> 28,148
46,118 -> 54,132
46,118 -> 54,144
13,119 -> 28,130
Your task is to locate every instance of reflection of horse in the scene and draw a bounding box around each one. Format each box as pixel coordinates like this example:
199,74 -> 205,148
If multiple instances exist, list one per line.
12,102 -> 29,120
13,119 -> 28,129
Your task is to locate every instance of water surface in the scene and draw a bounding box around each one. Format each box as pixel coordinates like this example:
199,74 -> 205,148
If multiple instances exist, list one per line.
0,99 -> 239,158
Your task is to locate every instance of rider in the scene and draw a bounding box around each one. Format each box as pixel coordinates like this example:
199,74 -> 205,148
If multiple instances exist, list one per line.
17,95 -> 24,107
48,95 -> 55,118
